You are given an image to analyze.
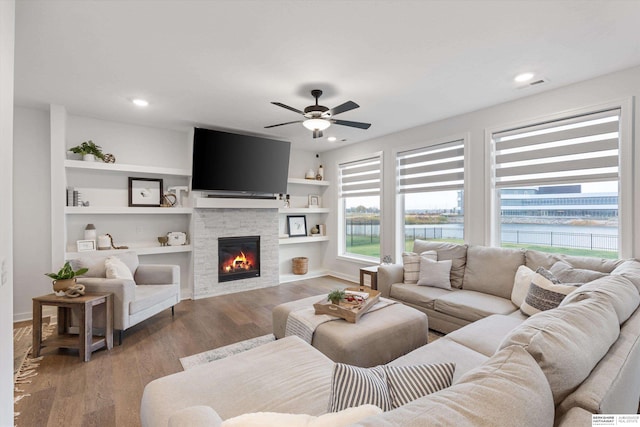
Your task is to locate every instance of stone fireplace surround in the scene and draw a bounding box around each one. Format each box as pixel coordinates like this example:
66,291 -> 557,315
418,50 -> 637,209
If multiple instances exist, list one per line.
193,207 -> 279,299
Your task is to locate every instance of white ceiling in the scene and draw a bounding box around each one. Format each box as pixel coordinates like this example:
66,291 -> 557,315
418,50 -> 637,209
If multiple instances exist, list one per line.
13,0 -> 640,151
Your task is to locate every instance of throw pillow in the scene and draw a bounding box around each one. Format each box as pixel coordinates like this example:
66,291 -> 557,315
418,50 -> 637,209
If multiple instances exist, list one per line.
328,364 -> 391,412
402,250 -> 437,284
416,257 -> 452,289
550,261 -> 608,284
511,265 -> 535,308
220,405 -> 382,427
520,272 -> 578,317
327,362 -> 455,412
385,362 -> 455,408
535,266 -> 561,284
105,256 -> 134,280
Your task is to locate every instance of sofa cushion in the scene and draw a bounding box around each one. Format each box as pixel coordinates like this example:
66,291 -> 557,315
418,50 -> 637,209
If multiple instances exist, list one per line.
511,265 -> 535,308
389,284 -> 452,310
560,275 -> 640,324
550,260 -> 608,284
611,259 -> 640,292
520,272 -> 578,316
560,254 -> 621,273
402,251 -> 436,284
412,240 -> 467,289
462,245 -> 524,299
417,257 -> 452,289
434,289 -> 517,323
499,297 -> 620,404
131,284 -> 178,315
168,406 -> 223,427
446,314 -> 525,357
524,249 -> 563,271
328,364 -> 391,412
222,405 -> 383,427
352,346 -> 554,427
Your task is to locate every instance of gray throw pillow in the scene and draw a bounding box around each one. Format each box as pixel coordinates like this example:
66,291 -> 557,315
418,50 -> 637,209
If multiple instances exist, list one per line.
550,261 -> 608,284
520,272 -> 578,316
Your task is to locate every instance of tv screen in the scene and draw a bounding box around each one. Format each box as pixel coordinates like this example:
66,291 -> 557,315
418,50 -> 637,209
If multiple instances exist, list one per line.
191,128 -> 291,196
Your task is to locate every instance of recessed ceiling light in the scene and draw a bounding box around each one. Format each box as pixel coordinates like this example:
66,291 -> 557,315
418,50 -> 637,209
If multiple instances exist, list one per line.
327,136 -> 337,142
514,72 -> 534,83
132,98 -> 149,107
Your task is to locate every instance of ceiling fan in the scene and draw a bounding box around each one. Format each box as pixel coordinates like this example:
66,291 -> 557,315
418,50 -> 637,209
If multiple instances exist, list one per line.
265,89 -> 371,138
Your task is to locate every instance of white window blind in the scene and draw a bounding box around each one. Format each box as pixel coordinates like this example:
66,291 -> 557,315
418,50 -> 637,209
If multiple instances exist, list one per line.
397,139 -> 464,194
339,155 -> 382,198
492,109 -> 620,188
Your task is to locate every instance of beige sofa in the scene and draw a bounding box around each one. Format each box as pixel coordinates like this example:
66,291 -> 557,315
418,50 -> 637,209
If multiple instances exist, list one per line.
140,242 -> 640,426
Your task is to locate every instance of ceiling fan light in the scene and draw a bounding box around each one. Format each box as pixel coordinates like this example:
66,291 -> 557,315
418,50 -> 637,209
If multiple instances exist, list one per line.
303,118 -> 331,131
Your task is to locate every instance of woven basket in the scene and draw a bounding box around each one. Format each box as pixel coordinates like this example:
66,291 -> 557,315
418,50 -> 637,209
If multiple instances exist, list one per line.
292,257 -> 308,275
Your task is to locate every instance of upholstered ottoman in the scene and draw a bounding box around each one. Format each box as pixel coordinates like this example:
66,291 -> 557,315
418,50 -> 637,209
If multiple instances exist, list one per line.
273,295 -> 429,367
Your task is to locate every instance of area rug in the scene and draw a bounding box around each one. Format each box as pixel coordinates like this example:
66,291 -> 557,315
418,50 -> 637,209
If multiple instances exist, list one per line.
180,330 -> 444,371
14,322 -> 55,420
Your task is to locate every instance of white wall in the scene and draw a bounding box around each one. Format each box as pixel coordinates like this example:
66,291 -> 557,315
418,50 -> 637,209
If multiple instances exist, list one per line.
0,1 -> 15,424
321,65 -> 640,282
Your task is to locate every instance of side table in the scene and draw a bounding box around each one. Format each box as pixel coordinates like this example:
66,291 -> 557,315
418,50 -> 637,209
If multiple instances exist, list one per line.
32,292 -> 113,362
359,265 -> 379,290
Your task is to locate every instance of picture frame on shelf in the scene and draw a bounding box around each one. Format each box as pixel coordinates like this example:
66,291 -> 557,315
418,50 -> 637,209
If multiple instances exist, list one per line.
129,177 -> 163,207
76,239 -> 96,252
308,194 -> 321,207
287,215 -> 307,237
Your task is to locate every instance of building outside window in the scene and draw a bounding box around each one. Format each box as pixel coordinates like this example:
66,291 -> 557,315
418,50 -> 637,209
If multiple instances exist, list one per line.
397,139 -> 465,252
338,154 -> 382,260
491,109 -> 621,258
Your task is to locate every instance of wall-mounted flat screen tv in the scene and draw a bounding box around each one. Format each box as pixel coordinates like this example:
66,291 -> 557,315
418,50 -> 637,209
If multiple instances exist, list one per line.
191,127 -> 291,196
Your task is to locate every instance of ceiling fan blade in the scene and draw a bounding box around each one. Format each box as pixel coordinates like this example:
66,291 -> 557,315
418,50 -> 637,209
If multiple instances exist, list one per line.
264,120 -> 302,129
271,102 -> 304,115
328,101 -> 359,116
331,119 -> 371,130
313,129 -> 323,139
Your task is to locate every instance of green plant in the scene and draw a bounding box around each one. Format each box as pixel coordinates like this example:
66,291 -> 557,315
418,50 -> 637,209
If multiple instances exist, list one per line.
327,289 -> 346,305
68,140 -> 105,161
45,262 -> 88,280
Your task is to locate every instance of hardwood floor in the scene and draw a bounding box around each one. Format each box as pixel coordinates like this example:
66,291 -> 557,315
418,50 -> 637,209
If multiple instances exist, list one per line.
15,276 -> 353,427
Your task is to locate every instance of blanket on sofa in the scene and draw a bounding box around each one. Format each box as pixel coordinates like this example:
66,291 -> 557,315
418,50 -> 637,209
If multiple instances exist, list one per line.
284,297 -> 396,344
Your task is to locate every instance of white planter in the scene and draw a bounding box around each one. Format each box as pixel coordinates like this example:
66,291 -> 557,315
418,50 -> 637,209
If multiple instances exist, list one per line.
83,154 -> 96,162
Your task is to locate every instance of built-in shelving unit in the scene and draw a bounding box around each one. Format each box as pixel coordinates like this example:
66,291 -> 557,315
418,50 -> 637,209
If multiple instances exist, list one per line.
65,159 -> 191,176
279,236 -> 329,245
65,244 -> 193,260
65,207 -> 193,215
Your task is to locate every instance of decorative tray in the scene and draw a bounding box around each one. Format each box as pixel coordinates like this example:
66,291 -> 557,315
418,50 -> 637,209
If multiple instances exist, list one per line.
313,287 -> 381,323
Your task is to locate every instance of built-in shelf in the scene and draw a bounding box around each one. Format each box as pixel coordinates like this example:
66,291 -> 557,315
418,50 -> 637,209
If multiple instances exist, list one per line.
279,207 -> 330,214
193,198 -> 282,209
287,178 -> 330,187
65,244 -> 193,259
279,269 -> 329,283
279,236 -> 329,245
65,159 -> 191,177
65,207 -> 193,214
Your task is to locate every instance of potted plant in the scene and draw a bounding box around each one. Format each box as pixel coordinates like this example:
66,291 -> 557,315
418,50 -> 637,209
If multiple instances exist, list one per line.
68,140 -> 105,162
45,262 -> 88,292
327,289 -> 346,305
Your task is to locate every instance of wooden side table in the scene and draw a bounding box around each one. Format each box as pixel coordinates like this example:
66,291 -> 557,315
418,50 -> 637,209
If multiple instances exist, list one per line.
32,292 -> 113,362
359,265 -> 379,290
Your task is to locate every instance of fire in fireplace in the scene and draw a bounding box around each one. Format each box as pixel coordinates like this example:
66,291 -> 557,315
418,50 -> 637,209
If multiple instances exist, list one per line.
218,236 -> 260,282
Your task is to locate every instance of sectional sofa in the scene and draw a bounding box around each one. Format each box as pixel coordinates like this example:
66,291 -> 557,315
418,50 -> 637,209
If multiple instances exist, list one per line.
140,241 -> 640,426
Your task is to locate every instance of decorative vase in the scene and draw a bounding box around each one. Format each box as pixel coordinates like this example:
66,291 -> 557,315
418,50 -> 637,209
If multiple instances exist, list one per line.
84,223 -> 97,242
53,278 -> 76,292
83,154 -> 96,162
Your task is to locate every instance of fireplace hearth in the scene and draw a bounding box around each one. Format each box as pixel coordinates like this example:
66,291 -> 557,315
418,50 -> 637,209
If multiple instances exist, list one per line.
218,236 -> 260,282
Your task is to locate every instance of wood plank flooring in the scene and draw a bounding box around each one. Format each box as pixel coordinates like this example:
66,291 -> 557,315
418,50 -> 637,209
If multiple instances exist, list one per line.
15,276 -> 352,427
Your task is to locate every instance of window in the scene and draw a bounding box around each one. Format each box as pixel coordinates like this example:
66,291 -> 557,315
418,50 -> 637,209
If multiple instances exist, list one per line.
491,109 -> 621,258
397,139 -> 465,252
339,154 -> 382,260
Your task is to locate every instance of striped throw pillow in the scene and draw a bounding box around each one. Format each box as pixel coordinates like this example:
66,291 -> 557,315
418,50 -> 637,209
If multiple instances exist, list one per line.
520,272 -> 578,316
385,363 -> 455,408
328,364 -> 391,412
403,250 -> 437,284
328,362 -> 456,412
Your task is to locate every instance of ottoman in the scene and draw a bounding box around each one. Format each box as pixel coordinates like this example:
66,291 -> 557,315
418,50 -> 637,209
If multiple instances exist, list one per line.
273,295 -> 429,367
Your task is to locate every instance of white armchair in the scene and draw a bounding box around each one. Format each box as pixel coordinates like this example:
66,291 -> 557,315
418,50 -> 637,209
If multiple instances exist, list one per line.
71,251 -> 180,344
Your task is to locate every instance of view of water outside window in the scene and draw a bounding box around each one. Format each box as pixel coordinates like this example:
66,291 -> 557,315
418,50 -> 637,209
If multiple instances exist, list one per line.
499,182 -> 618,258
402,190 -> 463,251
345,195 -> 381,258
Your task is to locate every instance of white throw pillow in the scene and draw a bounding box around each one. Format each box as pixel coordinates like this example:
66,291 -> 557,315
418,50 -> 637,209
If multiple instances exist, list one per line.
105,256 -> 134,280
511,265 -> 535,308
220,405 -> 382,427
416,257 -> 452,289
403,250 -> 437,284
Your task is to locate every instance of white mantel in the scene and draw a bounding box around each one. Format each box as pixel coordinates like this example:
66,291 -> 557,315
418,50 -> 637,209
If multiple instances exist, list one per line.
193,197 -> 282,209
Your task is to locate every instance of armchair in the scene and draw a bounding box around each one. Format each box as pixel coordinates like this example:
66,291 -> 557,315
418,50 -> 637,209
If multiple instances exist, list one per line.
71,251 -> 180,344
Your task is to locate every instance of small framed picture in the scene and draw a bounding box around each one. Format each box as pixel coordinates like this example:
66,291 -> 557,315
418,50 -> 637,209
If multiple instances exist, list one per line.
308,194 -> 321,207
76,239 -> 96,252
287,215 -> 307,237
129,177 -> 163,207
